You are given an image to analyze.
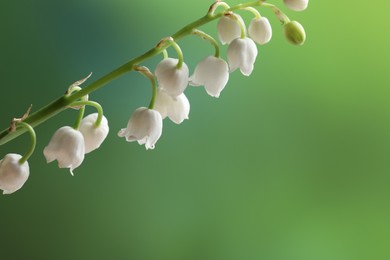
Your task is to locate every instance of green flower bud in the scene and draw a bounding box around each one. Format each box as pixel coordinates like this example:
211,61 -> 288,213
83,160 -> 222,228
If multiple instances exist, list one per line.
283,21 -> 306,46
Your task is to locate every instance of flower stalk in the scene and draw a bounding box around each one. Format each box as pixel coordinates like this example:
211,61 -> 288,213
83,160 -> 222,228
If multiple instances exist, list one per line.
16,122 -> 36,164
0,0 -> 290,146
192,29 -> 221,58
71,100 -> 104,128
134,65 -> 157,109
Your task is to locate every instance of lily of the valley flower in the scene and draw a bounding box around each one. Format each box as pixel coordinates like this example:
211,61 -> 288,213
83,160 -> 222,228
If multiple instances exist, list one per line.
248,17 -> 272,45
189,56 -> 229,98
79,113 -> 109,154
43,126 -> 85,175
118,107 -> 163,150
227,37 -> 258,76
283,0 -> 309,11
154,88 -> 190,124
0,154 -> 29,195
217,14 -> 246,45
155,58 -> 189,98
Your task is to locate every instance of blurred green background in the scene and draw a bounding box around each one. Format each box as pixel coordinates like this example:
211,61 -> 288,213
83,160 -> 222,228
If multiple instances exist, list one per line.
1,0 -> 389,259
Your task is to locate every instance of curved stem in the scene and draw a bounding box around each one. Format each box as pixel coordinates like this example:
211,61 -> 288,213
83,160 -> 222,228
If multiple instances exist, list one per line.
73,106 -> 86,130
261,3 -> 290,24
230,13 -> 247,39
134,66 -> 157,109
208,1 -> 230,15
160,38 -> 184,68
0,0 -> 264,146
192,29 -> 220,58
71,100 -> 104,127
17,122 -> 36,164
162,49 -> 168,59
242,7 -> 261,19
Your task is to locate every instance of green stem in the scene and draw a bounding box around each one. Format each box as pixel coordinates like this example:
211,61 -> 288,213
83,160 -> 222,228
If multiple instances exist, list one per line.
71,100 -> 104,127
148,79 -> 157,110
73,105 -> 86,130
242,7 -> 261,19
192,29 -> 220,58
0,0 -> 264,146
134,66 -> 157,109
162,38 -> 184,69
208,1 -> 231,15
17,122 -> 36,164
261,3 -> 290,24
232,13 -> 247,39
162,49 -> 168,59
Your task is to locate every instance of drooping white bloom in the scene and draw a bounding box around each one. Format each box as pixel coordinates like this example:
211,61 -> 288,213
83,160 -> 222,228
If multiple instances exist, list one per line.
189,56 -> 229,98
154,88 -> 190,124
248,17 -> 272,45
283,0 -> 309,11
227,38 -> 258,76
217,14 -> 246,45
155,58 -> 189,98
118,107 -> 163,150
43,126 -> 85,175
79,113 -> 109,154
0,154 -> 29,195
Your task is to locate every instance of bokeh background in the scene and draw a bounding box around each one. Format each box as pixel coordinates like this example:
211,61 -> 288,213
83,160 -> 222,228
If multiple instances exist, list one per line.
1,0 -> 389,259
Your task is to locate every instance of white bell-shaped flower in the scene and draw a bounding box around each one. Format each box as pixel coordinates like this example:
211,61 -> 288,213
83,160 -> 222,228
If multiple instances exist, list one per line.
227,37 -> 258,76
217,15 -> 246,45
154,88 -> 190,124
155,58 -> 189,98
0,154 -> 29,195
189,56 -> 229,98
283,0 -> 309,11
118,107 -> 163,150
79,113 -> 109,154
43,126 -> 85,175
248,17 -> 272,45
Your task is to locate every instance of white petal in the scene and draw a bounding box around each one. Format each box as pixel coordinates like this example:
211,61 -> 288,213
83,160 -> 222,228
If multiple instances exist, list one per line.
283,0 -> 309,11
167,93 -> 190,124
118,108 -> 163,149
153,88 -> 171,119
44,126 -> 85,174
155,58 -> 189,98
190,56 -> 229,98
79,113 -> 109,154
0,153 -> 29,194
217,15 -> 246,45
227,38 -> 258,76
248,17 -> 272,45
154,88 -> 190,124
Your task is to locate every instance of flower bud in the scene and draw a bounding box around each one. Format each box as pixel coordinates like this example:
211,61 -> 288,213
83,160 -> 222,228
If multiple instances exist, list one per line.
283,21 -> 306,46
248,17 -> 272,45
283,0 -> 309,11
0,154 -> 29,195
79,113 -> 109,154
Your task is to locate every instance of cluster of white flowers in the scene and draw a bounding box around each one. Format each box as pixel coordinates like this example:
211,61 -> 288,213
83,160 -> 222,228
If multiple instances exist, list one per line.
44,113 -> 109,175
117,0 -> 308,150
0,0 -> 308,195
